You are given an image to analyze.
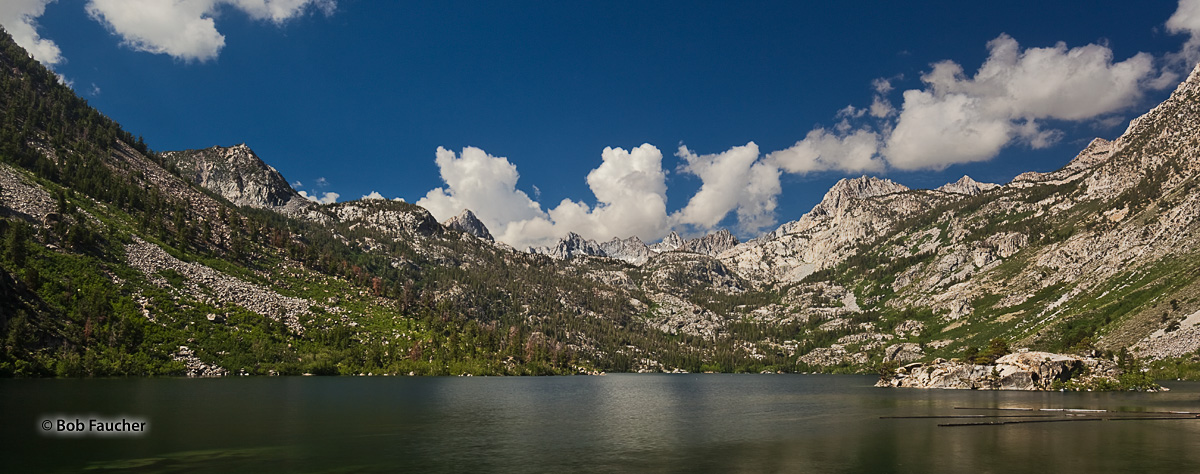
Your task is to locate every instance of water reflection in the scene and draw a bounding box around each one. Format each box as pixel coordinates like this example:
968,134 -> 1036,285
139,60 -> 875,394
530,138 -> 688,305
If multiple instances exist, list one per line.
3,375 -> 1200,472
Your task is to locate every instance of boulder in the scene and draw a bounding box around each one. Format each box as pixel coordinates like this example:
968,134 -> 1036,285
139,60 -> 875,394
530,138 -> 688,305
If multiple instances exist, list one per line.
876,351 -> 1099,390
883,343 -> 925,363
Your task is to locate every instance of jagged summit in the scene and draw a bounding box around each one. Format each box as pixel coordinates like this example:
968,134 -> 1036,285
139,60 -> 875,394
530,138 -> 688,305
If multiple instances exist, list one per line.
650,231 -> 685,253
531,228 -> 742,264
724,174 -> 955,283
1063,138 -> 1115,172
812,176 -> 909,216
161,144 -> 311,214
936,176 -> 999,196
443,209 -> 493,241
681,229 -> 739,256
529,232 -> 606,260
600,236 -> 651,265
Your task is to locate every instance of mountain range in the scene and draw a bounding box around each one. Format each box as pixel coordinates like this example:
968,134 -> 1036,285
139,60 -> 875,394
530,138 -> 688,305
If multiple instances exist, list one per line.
2,28 -> 1200,379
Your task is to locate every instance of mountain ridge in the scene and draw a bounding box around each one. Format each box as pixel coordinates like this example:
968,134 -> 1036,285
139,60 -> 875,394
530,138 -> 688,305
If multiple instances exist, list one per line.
3,25 -> 1200,380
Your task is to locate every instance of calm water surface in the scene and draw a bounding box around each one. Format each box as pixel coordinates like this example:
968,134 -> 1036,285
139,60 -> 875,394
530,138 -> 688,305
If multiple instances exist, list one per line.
3,374 -> 1200,473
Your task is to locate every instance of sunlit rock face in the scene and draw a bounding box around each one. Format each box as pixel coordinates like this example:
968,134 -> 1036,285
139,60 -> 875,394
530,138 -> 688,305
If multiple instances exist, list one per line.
444,209 -> 494,242
162,144 -> 312,215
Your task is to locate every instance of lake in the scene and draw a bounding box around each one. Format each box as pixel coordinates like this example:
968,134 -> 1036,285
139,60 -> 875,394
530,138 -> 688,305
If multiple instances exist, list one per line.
3,374 -> 1200,473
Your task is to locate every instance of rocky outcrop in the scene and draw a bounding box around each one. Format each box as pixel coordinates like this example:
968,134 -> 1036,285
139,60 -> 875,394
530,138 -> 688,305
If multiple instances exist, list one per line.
650,232 -> 685,253
330,200 -> 442,238
533,232 -> 607,260
533,229 -> 739,264
173,346 -> 228,378
643,292 -> 726,339
161,144 -> 313,215
936,175 -> 999,196
876,351 -> 1119,390
882,343 -> 925,363
681,229 -> 739,256
719,176 -> 957,283
798,345 -> 869,367
642,252 -> 746,295
599,236 -> 652,265
443,209 -> 493,241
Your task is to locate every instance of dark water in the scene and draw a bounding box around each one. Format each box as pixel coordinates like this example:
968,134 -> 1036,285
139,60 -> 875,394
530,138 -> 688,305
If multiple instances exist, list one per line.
4,374 -> 1200,473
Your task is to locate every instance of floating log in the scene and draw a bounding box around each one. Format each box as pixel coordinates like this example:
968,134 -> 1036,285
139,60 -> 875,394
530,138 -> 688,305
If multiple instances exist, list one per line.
954,407 -> 1200,415
940,419 -> 1102,427
952,407 -> 1038,411
938,416 -> 1198,427
880,415 -> 1055,419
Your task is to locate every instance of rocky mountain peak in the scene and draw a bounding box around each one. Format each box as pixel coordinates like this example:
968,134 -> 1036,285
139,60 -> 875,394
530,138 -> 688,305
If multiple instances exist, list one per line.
681,229 -> 740,256
936,175 -> 999,196
650,231 -> 684,253
529,228 -> 739,264
1066,138 -> 1115,171
814,176 -> 909,216
1012,137 -> 1116,185
443,209 -> 493,241
599,236 -> 652,265
161,144 -> 310,214
530,232 -> 607,260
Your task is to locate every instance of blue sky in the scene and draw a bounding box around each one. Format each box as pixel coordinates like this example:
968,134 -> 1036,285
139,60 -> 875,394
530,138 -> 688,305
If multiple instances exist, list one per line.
3,1 -> 1199,248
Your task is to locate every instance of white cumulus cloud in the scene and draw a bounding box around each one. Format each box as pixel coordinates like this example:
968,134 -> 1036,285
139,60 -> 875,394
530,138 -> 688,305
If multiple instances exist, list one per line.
885,90 -> 1014,170
231,0 -> 335,23
417,145 -> 673,249
533,144 -> 672,245
410,28 -> 1180,247
673,143 -> 780,234
768,128 -> 884,175
298,190 -> 338,204
408,8 -> 1200,248
869,95 -> 895,118
568,144 -> 670,241
85,0 -> 334,62
416,146 -> 546,237
1169,0 -> 1200,67
884,34 -> 1158,170
0,0 -> 63,66
361,191 -> 385,200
